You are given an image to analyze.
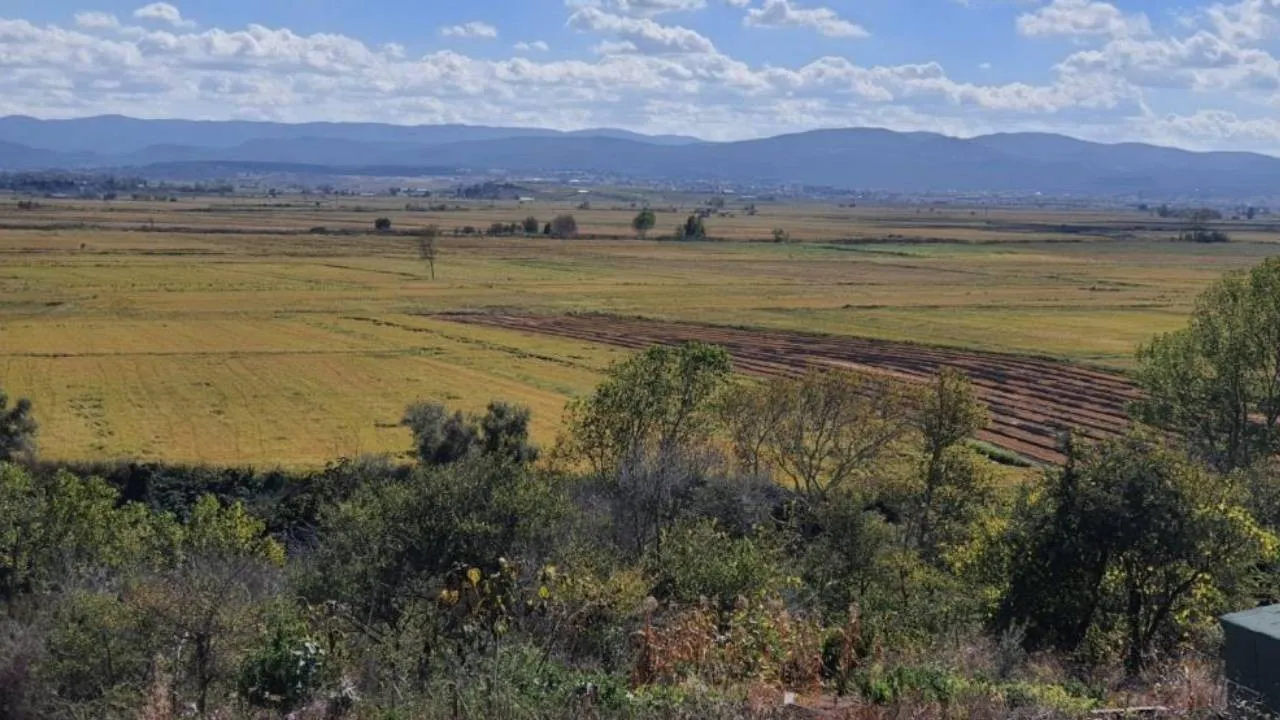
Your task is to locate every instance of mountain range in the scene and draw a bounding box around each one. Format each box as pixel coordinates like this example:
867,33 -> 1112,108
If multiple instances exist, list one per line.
0,115 -> 1277,197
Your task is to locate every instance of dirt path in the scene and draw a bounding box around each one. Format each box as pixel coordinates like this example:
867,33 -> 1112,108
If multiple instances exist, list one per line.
436,313 -> 1142,465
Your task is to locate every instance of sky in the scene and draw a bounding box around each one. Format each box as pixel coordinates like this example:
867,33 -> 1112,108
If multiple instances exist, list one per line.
1,0 -> 1280,152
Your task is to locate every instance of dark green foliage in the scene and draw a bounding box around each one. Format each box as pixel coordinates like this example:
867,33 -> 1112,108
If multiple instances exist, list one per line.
522,215 -> 539,234
374,217 -> 392,231
402,402 -> 479,464
479,401 -> 539,464
298,455 -> 561,631
632,208 -> 656,239
0,392 -> 37,462
676,214 -> 705,240
800,492 -> 897,617
402,400 -> 538,466
999,433 -> 1273,672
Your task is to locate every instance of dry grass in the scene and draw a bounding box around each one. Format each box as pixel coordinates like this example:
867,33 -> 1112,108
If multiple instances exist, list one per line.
2,196 -> 1277,466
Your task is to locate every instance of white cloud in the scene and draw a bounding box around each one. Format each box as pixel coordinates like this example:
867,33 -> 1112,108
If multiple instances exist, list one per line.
599,0 -> 708,16
744,0 -> 869,39
1137,109 -> 1280,151
0,2 -> 1274,153
569,7 -> 718,54
440,21 -> 498,39
133,3 -> 195,29
74,12 -> 120,30
1017,0 -> 1150,39
592,40 -> 640,54
1057,31 -> 1280,93
514,40 -> 550,52
1204,0 -> 1280,44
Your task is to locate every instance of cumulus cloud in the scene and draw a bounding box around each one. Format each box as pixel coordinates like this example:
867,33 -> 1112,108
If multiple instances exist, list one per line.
133,3 -> 195,29
440,21 -> 498,39
1017,0 -> 1150,39
514,40 -> 550,52
569,7 -> 718,53
1204,0 -> 1280,44
744,0 -> 869,39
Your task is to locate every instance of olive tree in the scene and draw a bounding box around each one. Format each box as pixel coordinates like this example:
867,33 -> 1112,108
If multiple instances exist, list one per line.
402,401 -> 538,466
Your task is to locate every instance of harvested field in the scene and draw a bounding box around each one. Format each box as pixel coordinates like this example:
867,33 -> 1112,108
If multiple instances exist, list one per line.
438,312 -> 1143,465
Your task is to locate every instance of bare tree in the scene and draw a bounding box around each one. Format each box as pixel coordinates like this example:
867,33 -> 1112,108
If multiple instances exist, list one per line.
724,369 -> 916,501
417,225 -> 439,280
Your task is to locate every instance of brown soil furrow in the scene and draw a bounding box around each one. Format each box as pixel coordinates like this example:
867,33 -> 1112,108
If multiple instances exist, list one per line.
436,313 -> 1141,465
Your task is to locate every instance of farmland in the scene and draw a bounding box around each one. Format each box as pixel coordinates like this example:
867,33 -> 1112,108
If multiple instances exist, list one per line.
2,195 -> 1278,466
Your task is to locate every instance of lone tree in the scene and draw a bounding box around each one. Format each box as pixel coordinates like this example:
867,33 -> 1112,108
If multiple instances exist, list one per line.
632,208 -> 656,240
522,216 -> 539,234
417,224 -> 439,280
374,217 -> 392,232
550,214 -> 578,239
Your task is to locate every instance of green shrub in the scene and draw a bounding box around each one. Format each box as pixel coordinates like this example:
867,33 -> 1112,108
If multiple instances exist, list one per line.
650,519 -> 785,608
236,611 -> 326,713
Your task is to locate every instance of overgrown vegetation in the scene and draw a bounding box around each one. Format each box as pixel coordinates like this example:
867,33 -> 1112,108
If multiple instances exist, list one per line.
5,260 -> 1280,718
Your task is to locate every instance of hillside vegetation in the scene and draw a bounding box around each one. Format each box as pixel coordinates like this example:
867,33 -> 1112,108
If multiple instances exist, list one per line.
4,258 -> 1280,718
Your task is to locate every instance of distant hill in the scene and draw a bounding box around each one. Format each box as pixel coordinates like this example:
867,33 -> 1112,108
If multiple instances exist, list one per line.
0,115 -> 703,155
0,116 -> 1277,197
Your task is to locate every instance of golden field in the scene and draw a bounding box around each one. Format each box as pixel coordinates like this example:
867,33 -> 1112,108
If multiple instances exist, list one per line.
1,196 -> 1277,466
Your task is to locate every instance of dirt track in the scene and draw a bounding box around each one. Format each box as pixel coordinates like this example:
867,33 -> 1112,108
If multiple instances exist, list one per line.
437,313 -> 1141,465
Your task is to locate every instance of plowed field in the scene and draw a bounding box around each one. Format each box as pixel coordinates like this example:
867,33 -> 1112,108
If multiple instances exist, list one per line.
438,313 -> 1143,465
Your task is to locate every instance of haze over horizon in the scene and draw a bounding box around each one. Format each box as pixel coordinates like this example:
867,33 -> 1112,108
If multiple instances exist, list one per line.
1,0 -> 1279,154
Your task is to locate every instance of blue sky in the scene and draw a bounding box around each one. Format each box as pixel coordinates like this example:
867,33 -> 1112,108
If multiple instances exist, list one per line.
1,0 -> 1279,152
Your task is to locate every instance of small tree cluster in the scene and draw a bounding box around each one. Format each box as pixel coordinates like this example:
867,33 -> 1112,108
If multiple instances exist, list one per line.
675,214 -> 706,241
402,400 -> 539,466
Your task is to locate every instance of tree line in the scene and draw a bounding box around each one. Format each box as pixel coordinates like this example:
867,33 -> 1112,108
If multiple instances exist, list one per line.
4,259 -> 1280,718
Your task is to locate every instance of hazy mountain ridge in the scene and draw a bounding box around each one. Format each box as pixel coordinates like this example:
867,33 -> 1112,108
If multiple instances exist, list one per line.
0,116 -> 1277,197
